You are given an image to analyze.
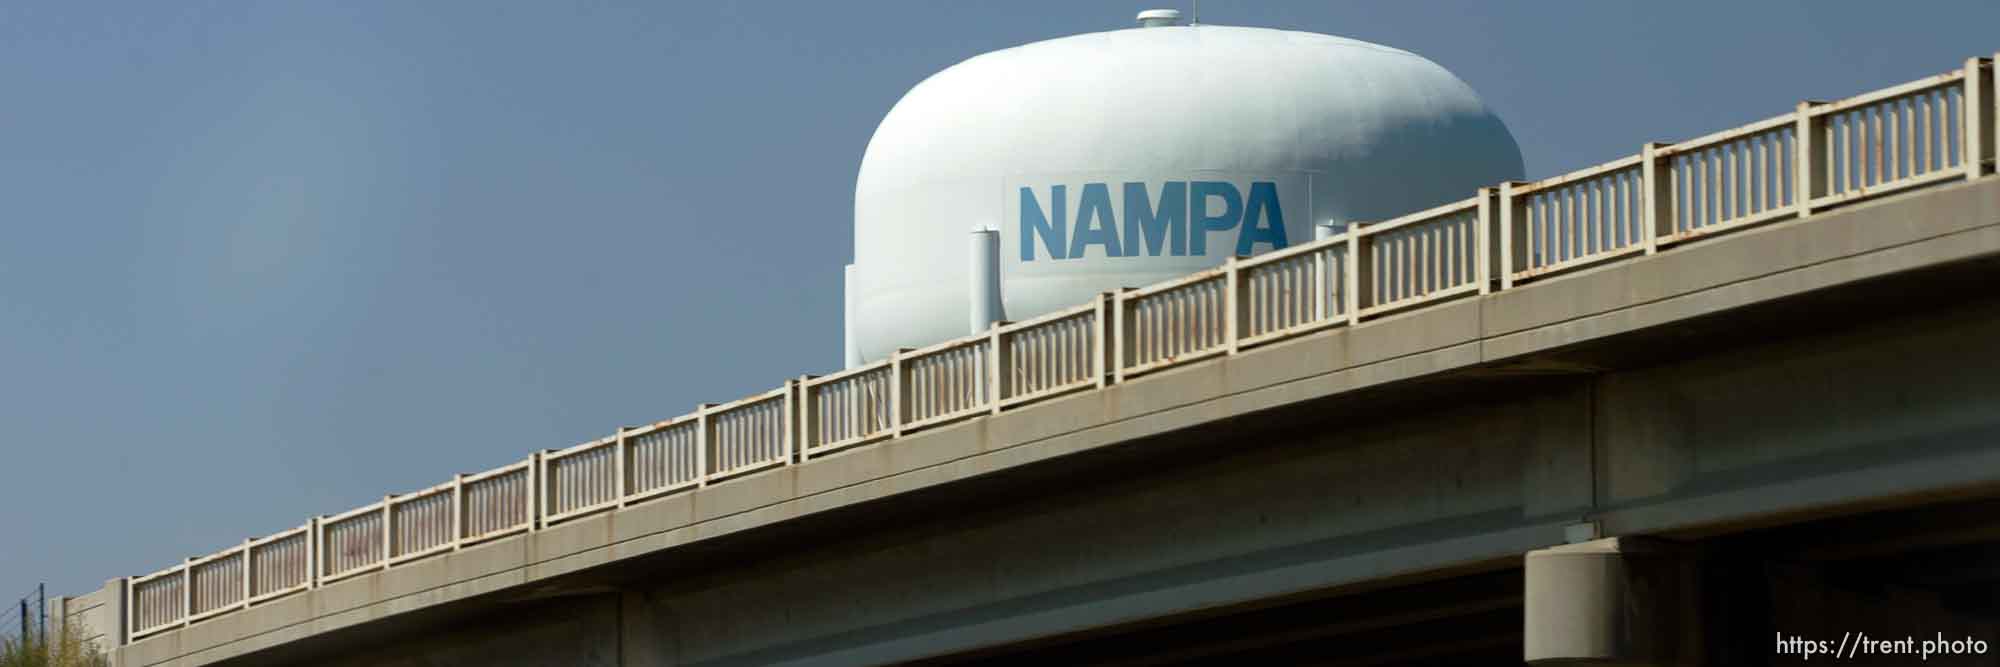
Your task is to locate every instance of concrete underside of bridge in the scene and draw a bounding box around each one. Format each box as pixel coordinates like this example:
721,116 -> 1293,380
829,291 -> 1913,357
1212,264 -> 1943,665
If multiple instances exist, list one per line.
114,179 -> 2000,666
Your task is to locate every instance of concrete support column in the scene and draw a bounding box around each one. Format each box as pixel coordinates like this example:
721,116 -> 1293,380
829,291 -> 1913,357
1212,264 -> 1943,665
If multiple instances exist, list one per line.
98,578 -> 124,652
621,591 -> 668,667
1525,537 -> 1701,665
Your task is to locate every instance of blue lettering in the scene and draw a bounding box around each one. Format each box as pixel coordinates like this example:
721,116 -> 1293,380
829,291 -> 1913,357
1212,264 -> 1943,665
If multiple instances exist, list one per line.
1019,180 -> 1285,262
1237,181 -> 1289,255
1189,181 -> 1242,256
1020,185 -> 1066,261
1068,183 -> 1122,258
1122,182 -> 1186,256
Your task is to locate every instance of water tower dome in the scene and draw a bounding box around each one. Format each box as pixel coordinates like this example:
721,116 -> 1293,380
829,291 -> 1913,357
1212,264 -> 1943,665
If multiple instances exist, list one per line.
849,14 -> 1524,362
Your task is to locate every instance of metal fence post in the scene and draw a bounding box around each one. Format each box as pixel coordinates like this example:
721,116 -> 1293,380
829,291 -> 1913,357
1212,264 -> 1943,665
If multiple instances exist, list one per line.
451,473 -> 466,550
783,380 -> 799,466
379,495 -> 393,566
1966,57 -> 1990,181
307,517 -> 321,589
1498,182 -> 1520,290
1111,289 -> 1132,384
531,451 -> 546,532
1225,256 -> 1243,355
178,560 -> 190,629
1476,188 -> 1495,292
1796,101 -> 1823,218
796,375 -> 817,458
890,350 -> 909,437
696,405 -> 716,486
1991,53 -> 2000,176
1094,292 -> 1111,389
1641,143 -> 1672,253
238,540 -> 251,611
613,427 -> 628,506
1346,223 -> 1367,325
1311,231 -> 1331,322
988,325 -> 1007,414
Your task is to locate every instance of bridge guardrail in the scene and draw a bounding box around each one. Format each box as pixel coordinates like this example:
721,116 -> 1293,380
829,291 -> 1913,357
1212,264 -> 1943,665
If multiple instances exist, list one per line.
705,383 -> 794,480
995,298 -> 1106,409
246,523 -> 313,602
898,337 -> 992,431
1354,193 -> 1493,317
1237,228 -> 1347,345
1808,71 -> 1980,211
801,360 -> 895,457
317,500 -> 386,583
185,545 -> 243,623
127,562 -> 183,639
1656,112 -> 1799,244
117,53 -> 1998,644
1116,265 -> 1231,381
1503,156 -> 1647,283
542,435 -> 621,523
623,416 -> 703,504
387,481 -> 456,564
460,460 -> 534,545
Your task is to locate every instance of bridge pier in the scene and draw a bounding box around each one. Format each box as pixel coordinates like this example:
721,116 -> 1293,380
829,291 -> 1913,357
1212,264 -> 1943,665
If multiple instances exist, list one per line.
1524,537 -> 1702,665
1525,535 -> 2000,666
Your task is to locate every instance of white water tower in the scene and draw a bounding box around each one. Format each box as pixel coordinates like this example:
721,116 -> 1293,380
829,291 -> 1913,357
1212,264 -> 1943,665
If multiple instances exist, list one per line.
846,9 -> 1524,364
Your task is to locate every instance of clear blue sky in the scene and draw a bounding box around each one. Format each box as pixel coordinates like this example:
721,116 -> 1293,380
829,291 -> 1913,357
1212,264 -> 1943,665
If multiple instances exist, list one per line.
5,0 -> 1997,598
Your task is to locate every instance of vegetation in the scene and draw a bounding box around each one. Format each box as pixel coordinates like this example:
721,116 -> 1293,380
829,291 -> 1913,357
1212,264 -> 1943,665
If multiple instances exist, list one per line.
0,618 -> 107,667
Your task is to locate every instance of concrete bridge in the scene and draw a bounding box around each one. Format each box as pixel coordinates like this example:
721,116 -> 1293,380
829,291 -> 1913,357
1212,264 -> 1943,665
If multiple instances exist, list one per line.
52,56 -> 2000,666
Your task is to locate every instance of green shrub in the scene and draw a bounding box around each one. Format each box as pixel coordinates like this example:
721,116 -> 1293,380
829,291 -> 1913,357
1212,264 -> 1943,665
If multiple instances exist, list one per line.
0,618 -> 107,667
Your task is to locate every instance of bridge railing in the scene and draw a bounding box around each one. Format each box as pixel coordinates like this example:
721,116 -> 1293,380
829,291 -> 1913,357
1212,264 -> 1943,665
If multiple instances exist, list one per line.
705,384 -> 794,480
542,435 -> 621,523
246,524 -> 312,602
802,360 -> 895,457
1655,113 -> 1799,244
127,563 -> 182,639
1116,266 -> 1231,381
624,415 -> 702,502
898,337 -> 992,431
1235,228 -> 1349,346
116,53 -> 1998,644
1503,156 -> 1647,283
1354,193 -> 1493,317
388,481 -> 456,564
460,460 -> 534,544
1809,71 -> 1980,210
317,501 -> 386,583
995,298 -> 1106,409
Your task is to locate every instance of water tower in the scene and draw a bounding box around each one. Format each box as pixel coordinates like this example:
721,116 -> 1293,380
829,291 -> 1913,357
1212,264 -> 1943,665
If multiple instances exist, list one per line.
846,9 -> 1524,364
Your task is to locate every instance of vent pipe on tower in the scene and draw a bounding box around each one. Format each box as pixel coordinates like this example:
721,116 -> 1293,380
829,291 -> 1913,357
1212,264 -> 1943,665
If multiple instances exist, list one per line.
969,229 -> 1005,334
844,264 -> 861,368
